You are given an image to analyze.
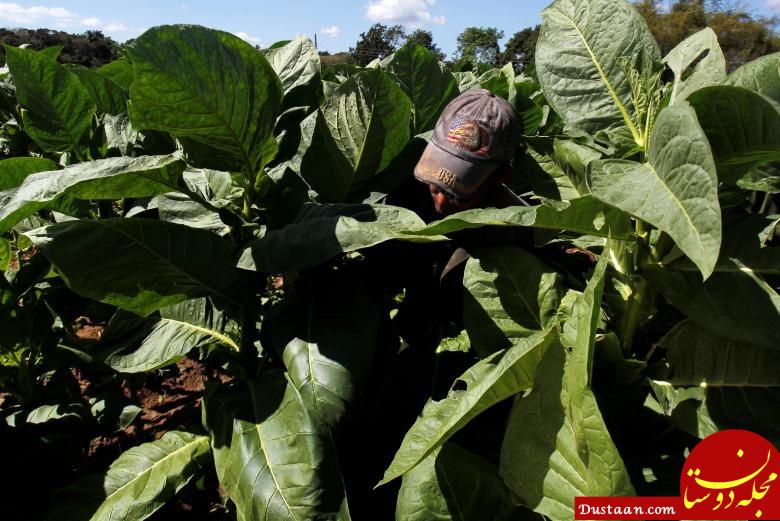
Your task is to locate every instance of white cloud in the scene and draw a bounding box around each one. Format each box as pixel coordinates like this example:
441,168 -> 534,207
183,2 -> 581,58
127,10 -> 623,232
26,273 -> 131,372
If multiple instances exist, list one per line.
180,3 -> 188,11
76,16 -> 128,33
0,2 -> 77,25
767,0 -> 780,12
80,16 -> 101,27
235,31 -> 263,46
321,25 -> 341,38
365,0 -> 446,26
104,21 -> 128,32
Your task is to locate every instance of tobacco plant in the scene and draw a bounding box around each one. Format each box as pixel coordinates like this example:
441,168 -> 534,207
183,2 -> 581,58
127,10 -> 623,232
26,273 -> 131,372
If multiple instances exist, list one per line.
0,0 -> 778,519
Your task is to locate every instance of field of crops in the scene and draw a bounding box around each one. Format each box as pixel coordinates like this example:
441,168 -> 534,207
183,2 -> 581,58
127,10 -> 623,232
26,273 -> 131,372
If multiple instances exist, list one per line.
0,0 -> 778,519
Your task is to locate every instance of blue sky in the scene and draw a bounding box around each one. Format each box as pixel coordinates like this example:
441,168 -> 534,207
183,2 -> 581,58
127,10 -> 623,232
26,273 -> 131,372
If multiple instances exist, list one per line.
0,0 -> 778,57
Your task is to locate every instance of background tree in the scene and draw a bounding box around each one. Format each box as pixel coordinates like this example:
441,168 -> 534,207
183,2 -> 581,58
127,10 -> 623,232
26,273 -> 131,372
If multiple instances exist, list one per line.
501,25 -> 540,72
0,28 -> 120,67
456,27 -> 504,66
634,0 -> 779,67
406,29 -> 445,61
349,23 -> 406,66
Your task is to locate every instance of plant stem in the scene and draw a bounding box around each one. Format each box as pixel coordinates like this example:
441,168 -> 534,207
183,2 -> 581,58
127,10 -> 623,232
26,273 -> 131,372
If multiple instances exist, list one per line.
759,192 -> 772,214
619,276 -> 647,355
240,302 -> 258,364
242,166 -> 256,221
618,219 -> 654,355
98,201 -> 113,219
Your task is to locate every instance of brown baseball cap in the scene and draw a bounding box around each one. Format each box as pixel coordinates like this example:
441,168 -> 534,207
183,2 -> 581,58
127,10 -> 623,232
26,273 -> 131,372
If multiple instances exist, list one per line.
414,88 -> 521,201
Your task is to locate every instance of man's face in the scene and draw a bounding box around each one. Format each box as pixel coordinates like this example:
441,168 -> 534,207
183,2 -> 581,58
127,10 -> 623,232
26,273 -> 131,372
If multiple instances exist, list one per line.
427,183 -> 479,215
426,166 -> 510,215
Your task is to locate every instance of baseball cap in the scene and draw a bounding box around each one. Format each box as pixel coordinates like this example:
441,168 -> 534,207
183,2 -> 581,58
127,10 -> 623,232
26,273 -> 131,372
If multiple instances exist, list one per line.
414,88 -> 521,202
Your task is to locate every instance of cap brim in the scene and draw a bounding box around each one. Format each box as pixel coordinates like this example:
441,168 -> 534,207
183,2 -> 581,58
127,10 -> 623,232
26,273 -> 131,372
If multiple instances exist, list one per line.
414,141 -> 498,202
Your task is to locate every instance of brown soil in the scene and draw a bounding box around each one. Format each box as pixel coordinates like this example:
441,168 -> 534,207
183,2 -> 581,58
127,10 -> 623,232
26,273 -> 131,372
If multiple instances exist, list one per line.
73,316 -> 105,342
79,357 -> 231,463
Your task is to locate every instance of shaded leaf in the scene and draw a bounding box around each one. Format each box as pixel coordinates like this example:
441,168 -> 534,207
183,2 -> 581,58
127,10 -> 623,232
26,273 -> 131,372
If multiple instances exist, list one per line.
645,263 -> 780,351
69,65 -> 128,115
395,443 -> 518,521
379,328 -> 557,486
237,203 -> 442,273
98,58 -> 134,91
463,246 -> 561,357
687,85 -> 780,182
662,320 -> 780,387
27,218 -> 241,316
666,213 -> 780,275
652,321 -> 780,444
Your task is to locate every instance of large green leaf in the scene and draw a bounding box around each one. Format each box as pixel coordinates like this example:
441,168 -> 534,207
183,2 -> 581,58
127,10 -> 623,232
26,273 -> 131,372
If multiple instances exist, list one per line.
463,246 -> 561,357
395,443 -> 519,521
265,35 -> 320,94
69,65 -> 128,115
590,103 -> 721,279
0,156 -> 58,191
378,328 -> 557,486
501,249 -> 634,520
654,321 -> 780,444
645,263 -> 780,351
26,218 -> 241,316
535,0 -> 660,140
4,45 -> 96,152
90,431 -> 212,521
384,43 -> 458,134
237,203 -> 443,273
262,280 -> 379,427
128,25 -> 282,174
410,195 -> 634,239
93,298 -> 240,373
687,85 -> 780,181
204,372 -> 347,520
296,68 -> 412,201
664,28 -> 726,105
0,155 -> 186,233
725,52 -> 780,105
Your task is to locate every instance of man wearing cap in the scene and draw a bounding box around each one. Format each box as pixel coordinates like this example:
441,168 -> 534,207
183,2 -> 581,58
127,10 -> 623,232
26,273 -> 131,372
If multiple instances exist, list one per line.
370,87 -> 532,349
413,88 -> 526,216
339,90 -> 536,513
